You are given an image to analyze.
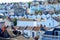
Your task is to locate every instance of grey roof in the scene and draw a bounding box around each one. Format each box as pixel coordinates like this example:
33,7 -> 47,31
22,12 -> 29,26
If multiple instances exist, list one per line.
18,27 -> 26,30
53,16 -> 60,22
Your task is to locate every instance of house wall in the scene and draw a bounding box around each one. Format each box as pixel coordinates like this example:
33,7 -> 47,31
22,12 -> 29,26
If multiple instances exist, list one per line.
24,30 -> 31,37
17,21 -> 37,27
23,30 -> 45,39
4,19 -> 12,26
0,22 -> 5,28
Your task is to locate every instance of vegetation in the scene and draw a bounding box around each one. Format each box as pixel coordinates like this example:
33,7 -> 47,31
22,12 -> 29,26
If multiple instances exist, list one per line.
28,2 -> 32,8
12,18 -> 17,26
37,10 -> 42,15
34,10 -> 42,15
35,10 -> 38,15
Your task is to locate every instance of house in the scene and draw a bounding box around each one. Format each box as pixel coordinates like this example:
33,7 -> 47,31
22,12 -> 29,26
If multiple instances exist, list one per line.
33,0 -> 48,5
4,19 -> 13,26
42,26 -> 60,40
17,27 -> 26,34
23,26 -> 47,38
17,21 -> 37,27
0,21 -> 5,28
47,0 -> 58,4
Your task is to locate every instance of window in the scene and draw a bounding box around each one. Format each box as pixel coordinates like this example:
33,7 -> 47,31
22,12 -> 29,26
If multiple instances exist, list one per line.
54,31 -> 58,36
58,0 -> 60,2
39,1 -> 44,5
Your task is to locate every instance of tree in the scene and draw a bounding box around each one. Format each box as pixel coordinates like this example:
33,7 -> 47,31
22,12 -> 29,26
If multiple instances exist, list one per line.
13,18 -> 17,26
38,10 -> 42,15
28,2 -> 32,8
35,10 -> 38,15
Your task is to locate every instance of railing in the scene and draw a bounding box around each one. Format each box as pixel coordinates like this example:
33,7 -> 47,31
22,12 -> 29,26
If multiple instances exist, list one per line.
41,35 -> 60,40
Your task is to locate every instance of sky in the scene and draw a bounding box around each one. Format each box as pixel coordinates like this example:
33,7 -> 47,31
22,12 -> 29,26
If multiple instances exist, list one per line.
0,0 -> 33,3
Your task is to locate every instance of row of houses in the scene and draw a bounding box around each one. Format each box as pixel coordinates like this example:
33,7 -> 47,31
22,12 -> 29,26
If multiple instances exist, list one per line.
0,19 -> 59,40
16,24 -> 50,39
33,0 -> 60,4
0,0 -> 60,16
0,14 -> 60,40
30,3 -> 60,14
0,2 -> 29,16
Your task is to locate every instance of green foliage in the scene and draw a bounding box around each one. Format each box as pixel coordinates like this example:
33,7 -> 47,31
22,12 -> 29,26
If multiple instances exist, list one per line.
35,11 -> 38,15
28,2 -> 32,4
38,10 -> 42,13
13,18 -> 17,26
35,10 -> 42,15
28,2 -> 32,8
38,10 -> 42,15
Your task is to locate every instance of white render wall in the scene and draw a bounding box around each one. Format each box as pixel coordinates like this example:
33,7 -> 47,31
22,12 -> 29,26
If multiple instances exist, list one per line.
17,21 -> 37,27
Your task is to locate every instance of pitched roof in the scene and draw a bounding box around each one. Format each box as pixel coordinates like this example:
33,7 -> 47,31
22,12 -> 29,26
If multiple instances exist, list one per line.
18,27 -> 26,30
26,27 -> 33,30
33,27 -> 40,31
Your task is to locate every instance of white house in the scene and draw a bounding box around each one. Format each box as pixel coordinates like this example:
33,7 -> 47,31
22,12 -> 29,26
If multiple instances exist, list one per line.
17,21 -> 37,27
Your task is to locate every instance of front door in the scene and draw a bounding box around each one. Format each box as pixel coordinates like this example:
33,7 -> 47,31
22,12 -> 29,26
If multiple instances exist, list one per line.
54,31 -> 58,36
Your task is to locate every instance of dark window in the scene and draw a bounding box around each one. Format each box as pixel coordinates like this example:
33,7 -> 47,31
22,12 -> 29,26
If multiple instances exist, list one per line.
58,0 -> 60,2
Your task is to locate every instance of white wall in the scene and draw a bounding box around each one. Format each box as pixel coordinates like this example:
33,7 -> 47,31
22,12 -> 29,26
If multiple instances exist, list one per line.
24,30 -> 31,37
23,30 -> 45,40
17,21 -> 37,27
